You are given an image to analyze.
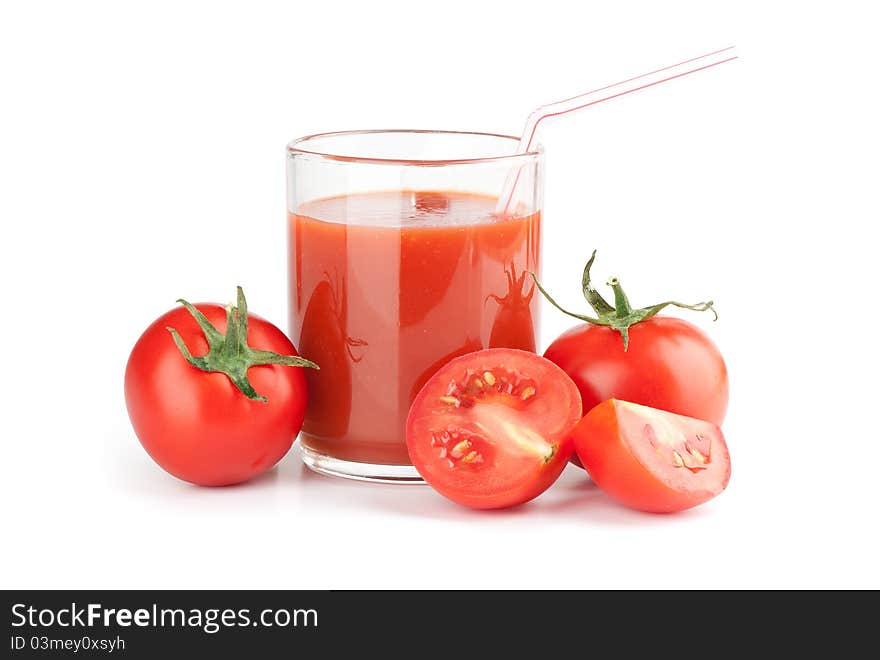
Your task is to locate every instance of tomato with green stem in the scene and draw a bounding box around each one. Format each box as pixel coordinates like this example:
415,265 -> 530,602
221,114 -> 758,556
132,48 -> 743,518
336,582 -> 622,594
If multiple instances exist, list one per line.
125,287 -> 317,486
533,251 -> 728,451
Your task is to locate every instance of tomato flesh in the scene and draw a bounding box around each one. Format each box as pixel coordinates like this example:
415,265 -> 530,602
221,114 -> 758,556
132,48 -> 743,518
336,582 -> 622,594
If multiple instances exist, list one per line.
572,399 -> 731,513
406,349 -> 582,509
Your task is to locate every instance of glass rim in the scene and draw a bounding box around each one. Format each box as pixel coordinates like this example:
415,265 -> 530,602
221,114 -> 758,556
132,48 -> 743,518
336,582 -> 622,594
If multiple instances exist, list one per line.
286,129 -> 542,166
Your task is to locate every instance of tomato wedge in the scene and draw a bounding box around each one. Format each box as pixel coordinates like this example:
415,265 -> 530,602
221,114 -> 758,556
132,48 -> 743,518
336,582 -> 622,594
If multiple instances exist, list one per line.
406,349 -> 582,509
572,399 -> 731,513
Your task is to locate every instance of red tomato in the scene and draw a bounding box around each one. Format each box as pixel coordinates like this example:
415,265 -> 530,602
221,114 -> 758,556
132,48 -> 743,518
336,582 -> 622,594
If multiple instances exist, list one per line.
125,289 -> 314,486
406,348 -> 582,509
534,250 -> 727,475
545,317 -> 728,425
572,399 -> 731,513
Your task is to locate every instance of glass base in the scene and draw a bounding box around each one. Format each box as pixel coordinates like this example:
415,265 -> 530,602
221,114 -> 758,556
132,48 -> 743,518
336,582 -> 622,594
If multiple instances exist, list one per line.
300,445 -> 425,484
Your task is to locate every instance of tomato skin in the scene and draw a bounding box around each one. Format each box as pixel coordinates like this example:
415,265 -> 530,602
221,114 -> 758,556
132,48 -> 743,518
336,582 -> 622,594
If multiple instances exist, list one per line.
125,304 -> 307,486
406,348 -> 581,510
544,316 -> 728,425
572,399 -> 731,513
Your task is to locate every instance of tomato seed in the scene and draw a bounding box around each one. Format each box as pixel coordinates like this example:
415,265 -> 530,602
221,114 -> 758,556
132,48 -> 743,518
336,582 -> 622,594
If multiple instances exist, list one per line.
483,371 -> 496,386
520,386 -> 536,400
688,447 -> 707,464
462,451 -> 481,464
450,440 -> 470,458
672,450 -> 685,468
439,396 -> 460,406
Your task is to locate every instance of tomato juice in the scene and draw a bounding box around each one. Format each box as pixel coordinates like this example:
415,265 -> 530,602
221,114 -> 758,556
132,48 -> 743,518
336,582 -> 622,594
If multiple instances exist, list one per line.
288,190 -> 541,466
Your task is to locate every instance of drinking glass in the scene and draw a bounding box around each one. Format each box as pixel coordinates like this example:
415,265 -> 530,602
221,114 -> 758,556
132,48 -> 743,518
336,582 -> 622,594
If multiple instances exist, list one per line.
287,130 -> 543,482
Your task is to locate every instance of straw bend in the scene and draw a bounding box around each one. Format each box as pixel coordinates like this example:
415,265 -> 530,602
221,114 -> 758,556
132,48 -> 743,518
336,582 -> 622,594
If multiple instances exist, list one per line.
496,46 -> 738,214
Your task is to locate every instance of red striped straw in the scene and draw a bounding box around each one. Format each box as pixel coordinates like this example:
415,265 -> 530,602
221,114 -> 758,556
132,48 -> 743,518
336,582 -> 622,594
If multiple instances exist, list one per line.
496,46 -> 738,214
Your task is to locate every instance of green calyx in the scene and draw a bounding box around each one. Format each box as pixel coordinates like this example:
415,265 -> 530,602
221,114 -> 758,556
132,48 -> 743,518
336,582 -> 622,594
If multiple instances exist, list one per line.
167,286 -> 318,402
530,250 -> 717,351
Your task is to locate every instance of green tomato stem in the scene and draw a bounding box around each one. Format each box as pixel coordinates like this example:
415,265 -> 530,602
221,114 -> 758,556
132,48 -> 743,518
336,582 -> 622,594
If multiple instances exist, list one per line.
167,286 -> 318,402
532,251 -> 718,352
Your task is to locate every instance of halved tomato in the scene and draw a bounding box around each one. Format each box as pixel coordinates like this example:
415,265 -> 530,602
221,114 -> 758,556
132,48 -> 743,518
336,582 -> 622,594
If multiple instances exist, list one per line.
572,399 -> 731,513
406,348 -> 582,509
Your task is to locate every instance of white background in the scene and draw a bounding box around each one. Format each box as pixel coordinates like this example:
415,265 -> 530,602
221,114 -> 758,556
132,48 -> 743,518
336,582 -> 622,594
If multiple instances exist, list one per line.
2,1 -> 878,589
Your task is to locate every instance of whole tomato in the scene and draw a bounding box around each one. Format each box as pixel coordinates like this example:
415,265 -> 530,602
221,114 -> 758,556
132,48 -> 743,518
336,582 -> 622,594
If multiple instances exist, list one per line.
125,287 -> 317,486
546,316 -> 727,424
535,251 -> 728,435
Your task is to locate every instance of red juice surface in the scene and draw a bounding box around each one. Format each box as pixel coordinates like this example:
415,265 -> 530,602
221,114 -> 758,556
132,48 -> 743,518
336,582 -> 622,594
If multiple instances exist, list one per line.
288,190 -> 541,465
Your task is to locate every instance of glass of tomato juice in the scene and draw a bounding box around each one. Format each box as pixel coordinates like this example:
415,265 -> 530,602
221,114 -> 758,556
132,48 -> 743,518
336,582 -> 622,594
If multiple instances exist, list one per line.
286,130 -> 543,482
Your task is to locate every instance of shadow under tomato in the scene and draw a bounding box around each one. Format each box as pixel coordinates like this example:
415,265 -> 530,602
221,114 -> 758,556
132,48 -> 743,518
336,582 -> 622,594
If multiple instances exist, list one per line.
115,435 -> 283,498
294,461 -> 527,522
300,462 -> 712,526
